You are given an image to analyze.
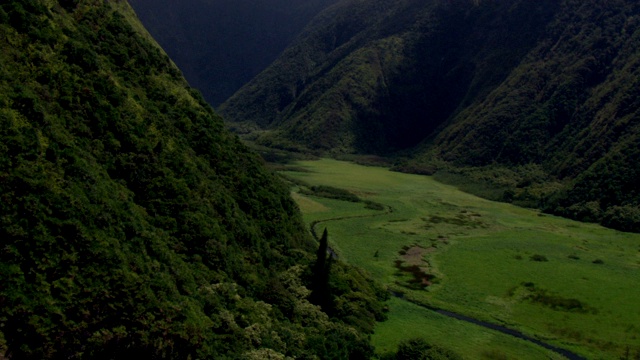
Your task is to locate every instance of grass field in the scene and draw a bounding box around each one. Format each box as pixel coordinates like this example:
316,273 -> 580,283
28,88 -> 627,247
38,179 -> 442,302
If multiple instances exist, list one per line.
281,159 -> 640,359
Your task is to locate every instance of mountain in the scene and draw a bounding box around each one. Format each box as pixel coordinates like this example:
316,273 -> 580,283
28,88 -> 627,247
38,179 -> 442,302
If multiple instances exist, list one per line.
219,0 -> 559,153
128,0 -> 340,106
220,0 -> 640,231
0,1 -> 385,358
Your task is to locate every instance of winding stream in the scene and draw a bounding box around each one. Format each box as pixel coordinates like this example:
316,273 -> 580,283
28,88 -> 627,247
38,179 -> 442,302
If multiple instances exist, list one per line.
307,200 -> 587,360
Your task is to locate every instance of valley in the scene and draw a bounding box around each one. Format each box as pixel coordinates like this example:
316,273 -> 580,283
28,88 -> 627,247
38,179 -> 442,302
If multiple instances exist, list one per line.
3,1 -> 640,358
282,159 -> 640,359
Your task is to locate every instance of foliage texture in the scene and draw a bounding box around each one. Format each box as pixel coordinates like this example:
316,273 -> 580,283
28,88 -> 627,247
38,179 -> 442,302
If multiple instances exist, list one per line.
0,1 -> 384,358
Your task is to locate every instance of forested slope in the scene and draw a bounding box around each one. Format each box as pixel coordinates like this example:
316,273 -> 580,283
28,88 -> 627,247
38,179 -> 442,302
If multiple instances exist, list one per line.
0,1 -> 385,358
221,0 -> 640,231
220,0 -> 559,153
429,0 -> 640,231
128,0 -> 339,106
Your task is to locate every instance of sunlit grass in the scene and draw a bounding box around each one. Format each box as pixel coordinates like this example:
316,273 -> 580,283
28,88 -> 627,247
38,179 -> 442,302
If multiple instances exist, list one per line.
373,297 -> 565,360
282,158 -> 640,359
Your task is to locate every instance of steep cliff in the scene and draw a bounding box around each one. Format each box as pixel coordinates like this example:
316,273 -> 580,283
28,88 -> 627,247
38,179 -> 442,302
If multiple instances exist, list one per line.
0,1 -> 384,358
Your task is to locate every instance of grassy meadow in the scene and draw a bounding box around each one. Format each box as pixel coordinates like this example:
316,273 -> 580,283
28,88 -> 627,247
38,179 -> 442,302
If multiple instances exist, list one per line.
281,159 -> 640,359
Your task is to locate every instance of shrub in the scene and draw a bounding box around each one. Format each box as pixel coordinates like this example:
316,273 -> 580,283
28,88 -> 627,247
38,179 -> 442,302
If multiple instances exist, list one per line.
300,185 -> 360,202
395,338 -> 462,360
530,254 -> 548,262
521,283 -> 595,313
602,205 -> 640,232
364,200 -> 385,210
481,349 -> 510,360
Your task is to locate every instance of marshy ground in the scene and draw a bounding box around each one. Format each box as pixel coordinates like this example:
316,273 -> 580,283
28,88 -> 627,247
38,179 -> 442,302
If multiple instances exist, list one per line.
283,158 -> 640,360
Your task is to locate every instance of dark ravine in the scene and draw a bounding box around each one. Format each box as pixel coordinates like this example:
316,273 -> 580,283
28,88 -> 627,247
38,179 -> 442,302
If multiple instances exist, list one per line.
128,0 -> 339,106
307,199 -> 587,360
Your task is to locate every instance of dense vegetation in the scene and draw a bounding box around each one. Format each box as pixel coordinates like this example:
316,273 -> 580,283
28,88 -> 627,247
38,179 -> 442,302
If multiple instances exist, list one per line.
0,1 -> 386,358
220,0 -> 640,232
128,0 -> 339,106
220,0 -> 559,153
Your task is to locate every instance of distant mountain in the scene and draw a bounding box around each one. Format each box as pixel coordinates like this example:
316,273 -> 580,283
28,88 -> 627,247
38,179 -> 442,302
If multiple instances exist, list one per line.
128,0 -> 339,106
0,1 -> 384,358
220,0 -> 561,152
220,0 -> 640,231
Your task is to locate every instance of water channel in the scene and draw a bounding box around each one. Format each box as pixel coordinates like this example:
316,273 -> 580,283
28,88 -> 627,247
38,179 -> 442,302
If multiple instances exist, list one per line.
309,212 -> 587,360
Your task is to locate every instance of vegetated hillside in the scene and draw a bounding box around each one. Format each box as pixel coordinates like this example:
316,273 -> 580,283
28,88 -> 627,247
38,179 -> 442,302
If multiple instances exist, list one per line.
0,1 -> 385,358
428,0 -> 640,232
128,0 -> 339,106
220,0 -> 559,153
221,0 -> 640,231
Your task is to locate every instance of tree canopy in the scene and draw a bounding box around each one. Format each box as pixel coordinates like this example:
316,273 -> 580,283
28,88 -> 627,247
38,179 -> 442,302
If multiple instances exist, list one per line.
0,1 -> 385,358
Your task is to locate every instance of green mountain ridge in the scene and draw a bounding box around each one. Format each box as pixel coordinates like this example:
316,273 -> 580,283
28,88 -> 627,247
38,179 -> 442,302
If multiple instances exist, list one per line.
220,0 -> 640,231
0,1 -> 384,358
220,0 -> 559,153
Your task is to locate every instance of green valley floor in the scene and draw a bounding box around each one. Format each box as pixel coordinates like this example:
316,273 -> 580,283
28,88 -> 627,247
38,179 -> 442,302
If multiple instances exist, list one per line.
282,159 -> 640,359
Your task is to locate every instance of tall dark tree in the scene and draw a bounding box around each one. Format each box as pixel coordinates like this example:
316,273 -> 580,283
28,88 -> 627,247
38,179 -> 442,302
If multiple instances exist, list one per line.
314,228 -> 329,274
311,228 -> 332,311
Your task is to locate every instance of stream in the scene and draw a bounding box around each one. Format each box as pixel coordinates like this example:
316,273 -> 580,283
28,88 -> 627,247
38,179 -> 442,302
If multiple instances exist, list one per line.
390,292 -> 586,360
308,205 -> 587,360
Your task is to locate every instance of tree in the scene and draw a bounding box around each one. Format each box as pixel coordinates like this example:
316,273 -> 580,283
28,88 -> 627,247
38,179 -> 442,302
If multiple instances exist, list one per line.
311,228 -> 332,312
